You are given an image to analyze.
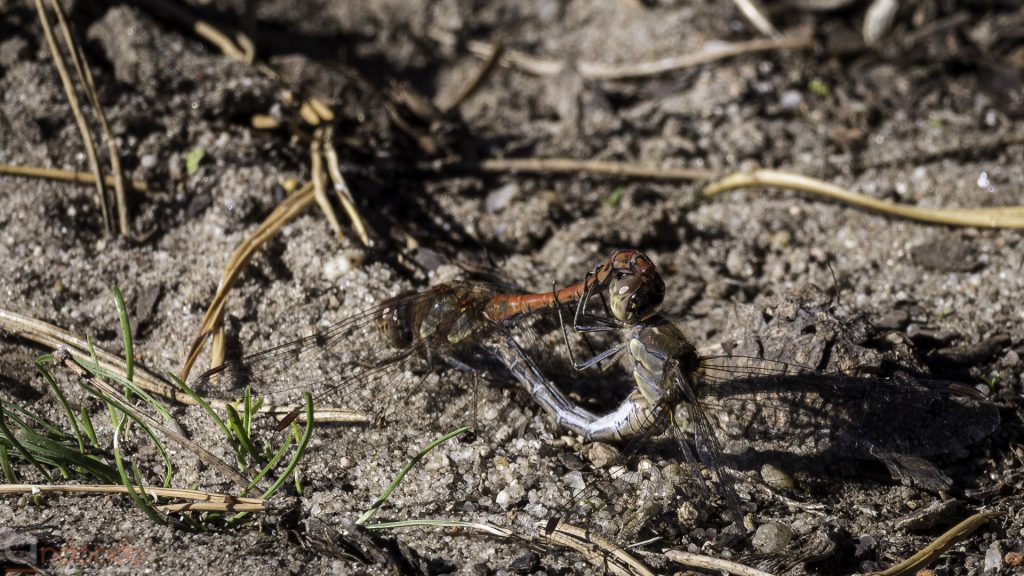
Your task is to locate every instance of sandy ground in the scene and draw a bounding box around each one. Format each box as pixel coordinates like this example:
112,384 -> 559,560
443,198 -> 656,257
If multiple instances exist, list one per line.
1,1 -> 1022,574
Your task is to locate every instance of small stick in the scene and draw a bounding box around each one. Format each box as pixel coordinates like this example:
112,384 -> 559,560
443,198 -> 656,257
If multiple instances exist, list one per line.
310,127 -> 345,240
467,34 -> 811,80
48,0 -> 131,236
441,37 -> 505,113
867,511 -> 1003,576
0,164 -> 149,193
665,549 -> 776,576
0,484 -> 265,513
32,0 -> 112,235
323,126 -> 373,246
472,157 -> 714,181
703,169 -> 1024,228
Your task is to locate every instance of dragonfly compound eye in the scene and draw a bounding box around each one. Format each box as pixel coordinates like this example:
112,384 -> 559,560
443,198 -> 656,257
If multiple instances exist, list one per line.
609,272 -> 665,324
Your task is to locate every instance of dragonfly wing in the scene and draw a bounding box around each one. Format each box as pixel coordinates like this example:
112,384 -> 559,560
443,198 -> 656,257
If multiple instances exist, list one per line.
697,355 -> 1000,459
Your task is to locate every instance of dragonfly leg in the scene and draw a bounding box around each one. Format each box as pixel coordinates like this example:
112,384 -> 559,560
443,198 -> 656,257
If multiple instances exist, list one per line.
552,281 -> 625,371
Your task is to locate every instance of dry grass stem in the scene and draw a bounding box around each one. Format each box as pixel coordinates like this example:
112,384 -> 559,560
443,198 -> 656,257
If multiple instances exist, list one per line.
181,182 -> 316,381
703,169 -> 1024,228
323,126 -> 373,246
665,549 -> 776,576
55,348 -> 250,487
476,157 -> 714,181
0,484 -> 265,513
310,128 -> 345,239
0,163 -> 149,193
388,520 -> 655,576
467,34 -> 811,80
32,0 -> 111,235
0,307 -> 182,403
731,0 -> 781,38
441,37 -> 505,113
47,0 -> 130,236
867,511 -> 1003,576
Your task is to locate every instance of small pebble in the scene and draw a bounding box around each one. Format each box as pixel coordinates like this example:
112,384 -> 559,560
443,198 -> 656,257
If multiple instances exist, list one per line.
984,547 -> 1002,572
752,522 -> 793,553
676,501 -> 705,528
509,549 -> 539,574
485,183 -> 519,214
582,442 -> 622,468
1004,551 -> 1024,567
322,250 -> 365,282
760,463 -> 795,490
855,534 -> 877,557
780,90 -> 802,111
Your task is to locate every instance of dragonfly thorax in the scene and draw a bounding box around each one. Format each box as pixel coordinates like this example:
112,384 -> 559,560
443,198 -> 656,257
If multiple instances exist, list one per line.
626,321 -> 699,406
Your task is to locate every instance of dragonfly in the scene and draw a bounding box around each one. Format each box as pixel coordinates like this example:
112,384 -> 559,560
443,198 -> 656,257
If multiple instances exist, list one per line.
502,251 -> 1003,537
192,249 -> 656,435
189,249 -> 685,567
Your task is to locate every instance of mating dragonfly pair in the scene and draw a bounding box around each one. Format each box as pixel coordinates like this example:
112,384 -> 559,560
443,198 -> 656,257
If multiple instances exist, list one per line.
193,249 -> 999,548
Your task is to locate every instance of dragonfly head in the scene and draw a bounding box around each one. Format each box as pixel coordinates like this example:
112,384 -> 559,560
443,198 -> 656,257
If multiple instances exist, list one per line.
607,269 -> 665,324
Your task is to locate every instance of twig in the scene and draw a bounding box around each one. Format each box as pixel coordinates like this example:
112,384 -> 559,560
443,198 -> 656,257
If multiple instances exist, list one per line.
136,0 -> 372,245
366,519 -> 654,576
47,0 -> 130,236
467,34 -> 812,80
0,484 -> 265,513
731,0 -> 780,38
0,163 -> 149,193
310,128 -> 345,240
867,511 -> 1002,576
441,37 -> 505,113
54,348 -> 249,488
468,157 -> 714,181
665,549 -> 777,576
32,0 -> 111,235
703,169 -> 1024,228
323,126 -> 373,246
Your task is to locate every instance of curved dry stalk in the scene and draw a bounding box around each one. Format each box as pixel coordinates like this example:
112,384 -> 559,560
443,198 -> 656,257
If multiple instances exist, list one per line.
665,549 -> 776,576
473,157 -> 714,181
441,37 -> 505,113
181,182 -> 316,381
703,169 -> 1024,228
867,511 -> 1003,576
467,34 -> 812,80
0,484 -> 265,513
0,163 -> 149,193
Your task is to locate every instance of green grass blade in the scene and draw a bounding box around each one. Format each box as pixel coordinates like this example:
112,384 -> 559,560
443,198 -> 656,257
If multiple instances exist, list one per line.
0,399 -> 53,482
110,408 -> 166,525
259,393 -> 314,500
168,373 -> 232,439
34,361 -> 85,453
356,427 -> 470,526
112,286 -> 134,383
225,403 -> 258,463
79,407 -> 98,446
0,445 -> 14,482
